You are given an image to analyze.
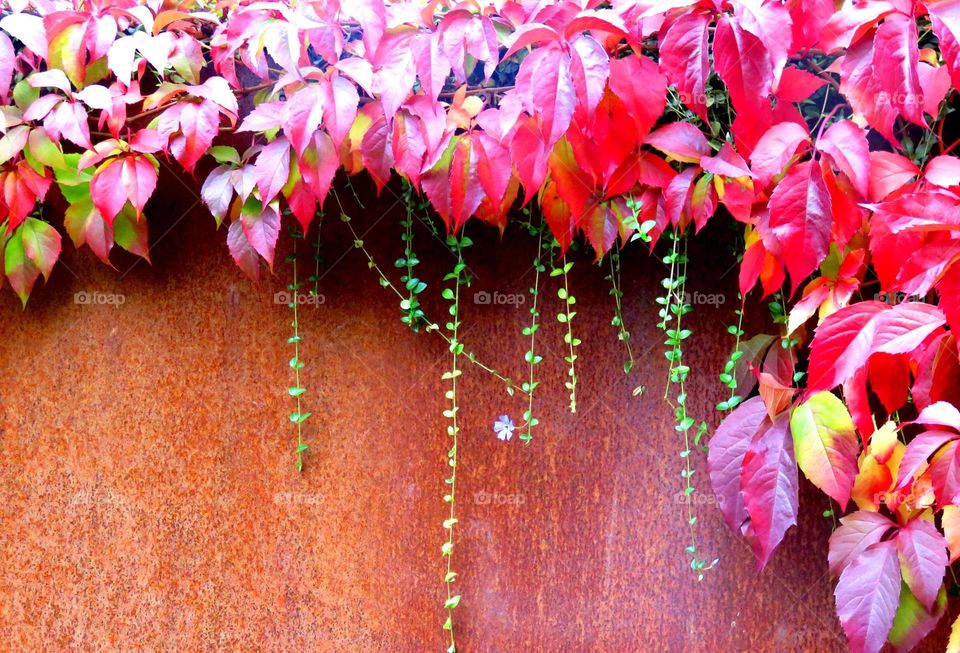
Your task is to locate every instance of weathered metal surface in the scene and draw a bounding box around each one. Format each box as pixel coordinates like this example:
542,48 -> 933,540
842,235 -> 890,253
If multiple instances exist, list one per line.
0,178 -> 952,651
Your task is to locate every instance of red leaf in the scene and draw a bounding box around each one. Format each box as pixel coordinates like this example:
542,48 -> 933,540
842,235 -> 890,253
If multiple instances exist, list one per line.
868,353 -> 910,414
913,334 -> 960,410
255,139 -> 291,208
835,540 -> 902,653
607,55 -> 665,143
240,198 -> 280,269
776,66 -> 827,103
739,410 -> 798,569
873,13 -> 925,126
658,12 -> 710,121
645,122 -> 709,163
284,85 -> 324,157
867,151 -> 919,202
915,401 -> 960,431
511,116 -> 550,204
570,35 -> 609,117
766,160 -> 833,290
321,75 -> 359,151
749,122 -> 810,188
896,518 -> 948,611
707,396 -> 768,536
828,511 -> 896,577
359,106 -> 394,193
64,198 -> 113,264
817,120 -> 870,198
807,302 -> 946,393
449,136 -> 484,230
166,101 -> 220,173
515,46 -> 575,147
865,191 -> 960,233
734,0 -> 793,84
411,32 -> 450,102
713,14 -> 773,114
841,36 -> 899,143
227,219 -> 260,281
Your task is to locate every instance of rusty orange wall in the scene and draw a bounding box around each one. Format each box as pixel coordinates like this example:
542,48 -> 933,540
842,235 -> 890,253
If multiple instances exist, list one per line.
0,177 -> 952,652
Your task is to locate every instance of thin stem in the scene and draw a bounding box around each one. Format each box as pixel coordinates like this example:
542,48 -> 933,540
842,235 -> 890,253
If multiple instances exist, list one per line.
519,225 -> 544,442
442,246 -> 463,652
561,254 -> 577,413
337,210 -> 527,397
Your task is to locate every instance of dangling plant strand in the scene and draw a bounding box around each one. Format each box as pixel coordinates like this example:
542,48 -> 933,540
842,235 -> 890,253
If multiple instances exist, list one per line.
518,218 -> 545,443
549,248 -> 579,413
439,232 -> 471,652
396,180 -> 428,331
285,225 -> 311,472
716,295 -> 746,412
657,229 -> 715,579
307,210 -> 325,301
606,249 -> 636,374
337,210 -> 526,397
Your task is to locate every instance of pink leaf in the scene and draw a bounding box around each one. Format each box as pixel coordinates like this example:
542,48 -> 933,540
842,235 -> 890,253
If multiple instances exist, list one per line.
817,120 -> 870,198
713,14 -> 773,114
707,396 -> 768,536
873,13 -> 925,126
226,219 -> 260,281
767,160 -> 833,290
645,122 -> 709,163
915,402 -> 960,431
896,519 -> 948,611
240,199 -> 280,269
835,540 -> 902,653
658,12 -> 710,121
255,138 -> 291,206
828,511 -> 896,577
739,410 -> 798,569
515,46 -> 575,147
749,122 -> 810,188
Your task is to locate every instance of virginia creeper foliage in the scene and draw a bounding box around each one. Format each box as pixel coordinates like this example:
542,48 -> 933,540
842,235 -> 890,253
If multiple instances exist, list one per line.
3,0 -> 960,649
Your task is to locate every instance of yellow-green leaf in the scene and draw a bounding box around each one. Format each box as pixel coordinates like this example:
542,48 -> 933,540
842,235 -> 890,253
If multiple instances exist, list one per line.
790,391 -> 860,507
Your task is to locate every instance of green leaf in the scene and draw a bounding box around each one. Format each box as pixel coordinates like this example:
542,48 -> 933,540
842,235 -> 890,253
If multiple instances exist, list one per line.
444,595 -> 461,609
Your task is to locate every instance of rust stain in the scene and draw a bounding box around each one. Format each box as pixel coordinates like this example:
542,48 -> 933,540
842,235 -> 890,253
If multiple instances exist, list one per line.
0,179 -> 953,651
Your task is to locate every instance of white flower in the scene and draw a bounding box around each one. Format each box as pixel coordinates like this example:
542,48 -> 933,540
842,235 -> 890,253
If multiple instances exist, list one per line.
493,415 -> 515,441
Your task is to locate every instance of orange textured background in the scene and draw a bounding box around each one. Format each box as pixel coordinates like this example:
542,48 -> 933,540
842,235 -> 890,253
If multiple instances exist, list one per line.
0,176 -> 954,652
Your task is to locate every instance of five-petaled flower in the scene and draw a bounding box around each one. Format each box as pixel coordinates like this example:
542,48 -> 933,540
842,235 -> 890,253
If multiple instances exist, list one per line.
493,415 -> 515,441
